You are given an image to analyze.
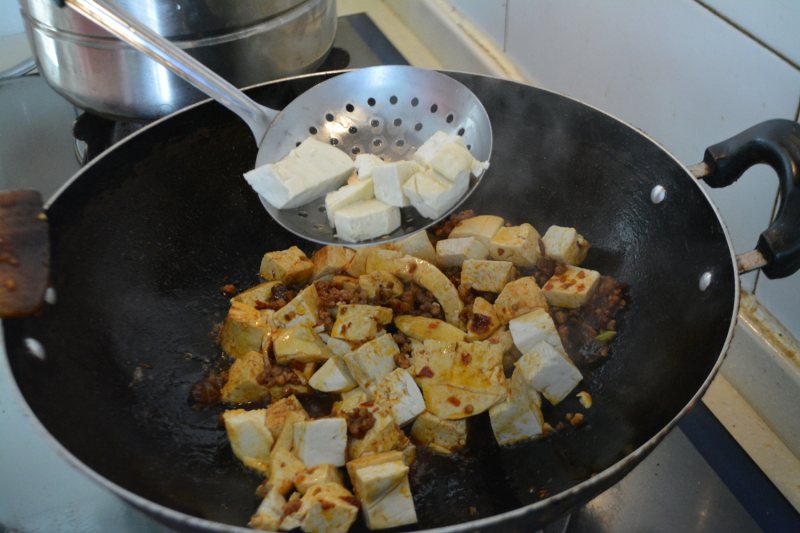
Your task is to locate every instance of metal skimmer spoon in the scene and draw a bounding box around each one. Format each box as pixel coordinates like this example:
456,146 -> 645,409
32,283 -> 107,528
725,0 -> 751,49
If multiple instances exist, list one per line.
63,0 -> 493,245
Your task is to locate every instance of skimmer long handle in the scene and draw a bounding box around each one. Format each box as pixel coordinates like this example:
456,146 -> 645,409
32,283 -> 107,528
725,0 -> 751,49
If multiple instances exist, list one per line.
65,0 -> 278,143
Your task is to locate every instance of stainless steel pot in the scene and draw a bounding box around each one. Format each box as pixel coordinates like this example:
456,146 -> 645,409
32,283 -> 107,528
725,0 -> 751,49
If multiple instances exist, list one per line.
19,0 -> 337,120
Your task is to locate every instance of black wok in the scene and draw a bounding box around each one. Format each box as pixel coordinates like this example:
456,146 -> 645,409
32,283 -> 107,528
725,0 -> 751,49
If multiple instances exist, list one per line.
4,71 -> 800,532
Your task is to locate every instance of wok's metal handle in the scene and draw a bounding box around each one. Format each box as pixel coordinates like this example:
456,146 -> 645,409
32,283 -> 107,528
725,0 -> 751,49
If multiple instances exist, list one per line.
694,119 -> 800,279
61,0 -> 278,144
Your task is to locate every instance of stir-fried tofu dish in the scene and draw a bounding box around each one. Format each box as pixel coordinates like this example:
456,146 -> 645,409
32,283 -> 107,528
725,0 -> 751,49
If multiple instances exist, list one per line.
196,211 -> 626,532
244,131 -> 489,242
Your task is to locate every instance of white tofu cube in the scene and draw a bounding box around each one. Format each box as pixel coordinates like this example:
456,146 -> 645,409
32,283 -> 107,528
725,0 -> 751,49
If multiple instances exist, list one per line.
271,285 -> 319,329
509,308 -> 563,354
409,411 -> 467,454
373,369 -> 426,426
342,334 -> 399,392
402,169 -> 468,220
448,214 -> 505,249
429,142 -> 473,183
293,418 -> 348,467
334,199 -> 401,242
436,237 -> 489,267
489,367 -> 544,446
542,225 -> 590,265
293,464 -> 344,494
331,304 -> 393,341
319,333 -> 355,357
348,459 -> 417,530
516,341 -> 583,405
414,130 -> 488,178
324,179 -> 375,227
494,277 -> 548,323
394,230 -> 437,264
354,153 -> 385,180
308,356 -> 357,393
297,483 -> 359,533
489,223 -> 541,267
371,160 -> 420,207
542,265 -> 601,309
249,488 -> 286,531
222,409 -> 273,474
244,137 -> 354,209
460,258 -> 515,293
273,326 -> 331,364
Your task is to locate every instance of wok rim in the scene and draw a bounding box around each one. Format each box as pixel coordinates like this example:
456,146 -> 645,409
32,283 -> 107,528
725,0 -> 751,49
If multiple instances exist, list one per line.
2,69 -> 740,531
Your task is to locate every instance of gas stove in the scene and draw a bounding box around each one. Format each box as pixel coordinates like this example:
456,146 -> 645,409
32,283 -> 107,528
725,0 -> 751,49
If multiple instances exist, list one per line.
0,11 -> 797,533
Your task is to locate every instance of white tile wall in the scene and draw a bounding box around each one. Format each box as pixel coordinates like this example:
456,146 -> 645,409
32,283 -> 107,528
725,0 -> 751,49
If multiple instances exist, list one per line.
450,0 -> 800,337
448,0 -> 507,50
702,0 -> 800,67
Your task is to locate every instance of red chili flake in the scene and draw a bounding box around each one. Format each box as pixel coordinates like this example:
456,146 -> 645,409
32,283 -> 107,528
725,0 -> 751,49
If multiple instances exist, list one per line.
340,322 -> 351,333
489,337 -> 499,344
254,300 -> 268,310
361,400 -> 375,407
417,366 -> 434,378
561,281 -> 575,289
447,396 -> 461,406
544,282 -> 554,290
460,352 -> 472,365
497,248 -> 505,256
576,284 -> 586,292
427,321 -> 439,329
577,271 -> 586,279
320,499 -> 335,510
283,499 -> 302,515
464,404 -> 474,414
220,283 -> 236,295
408,262 -> 418,274
538,488 -> 550,499
341,495 -> 360,508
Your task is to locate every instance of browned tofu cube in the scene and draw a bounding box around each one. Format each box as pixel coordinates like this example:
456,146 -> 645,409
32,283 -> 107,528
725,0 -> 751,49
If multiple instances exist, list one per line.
358,270 -> 404,299
460,259 -> 515,293
542,265 -> 600,308
231,281 -> 281,307
488,223 -> 541,267
311,246 -> 356,280
331,304 -> 393,341
466,296 -> 501,341
494,277 -> 548,323
220,351 -> 270,404
264,395 -> 309,439
219,301 -> 270,358
259,246 -> 313,285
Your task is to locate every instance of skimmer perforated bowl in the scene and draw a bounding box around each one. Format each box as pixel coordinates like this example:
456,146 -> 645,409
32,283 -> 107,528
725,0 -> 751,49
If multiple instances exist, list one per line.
66,0 -> 493,245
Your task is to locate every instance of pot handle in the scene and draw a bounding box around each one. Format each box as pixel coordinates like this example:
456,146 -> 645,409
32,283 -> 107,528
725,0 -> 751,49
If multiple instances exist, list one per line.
690,119 -> 800,279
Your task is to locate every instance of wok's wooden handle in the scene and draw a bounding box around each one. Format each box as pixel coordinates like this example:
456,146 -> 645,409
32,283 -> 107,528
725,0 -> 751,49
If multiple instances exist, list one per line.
0,190 -> 49,318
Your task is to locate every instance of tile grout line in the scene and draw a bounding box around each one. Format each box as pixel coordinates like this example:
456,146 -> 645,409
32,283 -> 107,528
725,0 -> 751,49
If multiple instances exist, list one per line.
695,0 -> 800,72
